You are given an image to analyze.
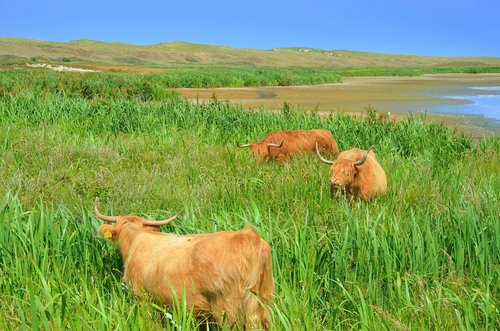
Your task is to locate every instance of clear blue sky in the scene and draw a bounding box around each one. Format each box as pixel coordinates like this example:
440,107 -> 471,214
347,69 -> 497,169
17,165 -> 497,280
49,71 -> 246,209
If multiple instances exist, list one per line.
1,0 -> 499,56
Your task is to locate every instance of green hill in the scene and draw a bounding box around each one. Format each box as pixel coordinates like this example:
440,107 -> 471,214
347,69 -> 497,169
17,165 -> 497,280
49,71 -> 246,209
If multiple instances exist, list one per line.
1,37 -> 499,68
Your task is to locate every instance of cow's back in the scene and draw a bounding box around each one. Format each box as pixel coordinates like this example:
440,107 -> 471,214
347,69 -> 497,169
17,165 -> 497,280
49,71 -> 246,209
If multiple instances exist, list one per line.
123,231 -> 208,305
123,228 -> 272,327
192,227 -> 273,327
193,228 -> 265,293
311,129 -> 339,156
263,129 -> 338,157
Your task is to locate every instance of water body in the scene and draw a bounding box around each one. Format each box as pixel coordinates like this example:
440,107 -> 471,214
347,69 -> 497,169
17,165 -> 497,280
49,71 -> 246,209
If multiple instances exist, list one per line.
429,86 -> 500,126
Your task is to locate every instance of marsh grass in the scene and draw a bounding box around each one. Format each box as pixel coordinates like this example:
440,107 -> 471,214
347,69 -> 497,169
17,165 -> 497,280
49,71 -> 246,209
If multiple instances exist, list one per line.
0,71 -> 499,330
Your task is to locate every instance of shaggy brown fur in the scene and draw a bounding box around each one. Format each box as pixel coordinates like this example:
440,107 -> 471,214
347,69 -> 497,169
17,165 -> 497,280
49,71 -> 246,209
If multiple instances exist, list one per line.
95,201 -> 274,329
239,129 -> 339,162
317,146 -> 387,201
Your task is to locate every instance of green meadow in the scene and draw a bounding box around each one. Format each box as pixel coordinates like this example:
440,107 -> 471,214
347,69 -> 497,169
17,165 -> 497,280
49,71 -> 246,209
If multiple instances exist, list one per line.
0,70 -> 499,330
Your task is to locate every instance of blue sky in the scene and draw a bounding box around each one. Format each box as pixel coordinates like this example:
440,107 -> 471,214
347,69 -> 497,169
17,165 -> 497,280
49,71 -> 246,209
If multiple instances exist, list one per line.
1,0 -> 499,56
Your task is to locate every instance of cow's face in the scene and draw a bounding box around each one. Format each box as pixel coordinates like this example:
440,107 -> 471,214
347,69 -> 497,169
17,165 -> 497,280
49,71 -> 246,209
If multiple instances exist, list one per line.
250,143 -> 270,160
329,160 -> 356,191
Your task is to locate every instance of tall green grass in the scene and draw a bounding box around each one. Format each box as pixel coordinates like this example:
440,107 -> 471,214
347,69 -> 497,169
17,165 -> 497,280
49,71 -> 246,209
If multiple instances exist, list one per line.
2,66 -> 500,94
0,68 -> 342,94
0,71 -> 499,329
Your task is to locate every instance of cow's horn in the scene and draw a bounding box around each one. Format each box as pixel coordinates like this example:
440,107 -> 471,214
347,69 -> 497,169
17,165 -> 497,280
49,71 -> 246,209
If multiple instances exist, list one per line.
237,143 -> 252,148
94,197 -> 117,223
316,143 -> 334,165
354,145 -> 375,167
267,141 -> 284,148
142,210 -> 182,227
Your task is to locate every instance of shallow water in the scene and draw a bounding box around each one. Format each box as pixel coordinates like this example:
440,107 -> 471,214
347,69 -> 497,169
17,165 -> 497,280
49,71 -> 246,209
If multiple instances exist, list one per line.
430,86 -> 500,126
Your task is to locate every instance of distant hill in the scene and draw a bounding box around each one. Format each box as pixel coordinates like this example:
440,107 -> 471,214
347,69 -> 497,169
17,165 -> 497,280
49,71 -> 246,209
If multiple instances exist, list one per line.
1,37 -> 500,68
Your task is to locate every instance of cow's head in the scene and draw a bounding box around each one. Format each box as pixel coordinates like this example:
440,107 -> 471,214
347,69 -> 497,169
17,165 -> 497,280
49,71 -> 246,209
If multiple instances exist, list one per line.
94,198 -> 180,240
238,141 -> 283,160
316,144 -> 374,193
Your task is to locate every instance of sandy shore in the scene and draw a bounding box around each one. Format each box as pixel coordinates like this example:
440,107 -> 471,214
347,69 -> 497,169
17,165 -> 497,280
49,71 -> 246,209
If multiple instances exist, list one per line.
177,74 -> 500,139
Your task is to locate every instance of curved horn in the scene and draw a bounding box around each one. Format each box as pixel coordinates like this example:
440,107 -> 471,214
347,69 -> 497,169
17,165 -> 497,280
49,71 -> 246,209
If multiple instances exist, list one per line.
315,143 -> 334,165
237,143 -> 252,148
267,141 -> 284,149
94,197 -> 117,223
354,145 -> 375,167
142,210 -> 182,227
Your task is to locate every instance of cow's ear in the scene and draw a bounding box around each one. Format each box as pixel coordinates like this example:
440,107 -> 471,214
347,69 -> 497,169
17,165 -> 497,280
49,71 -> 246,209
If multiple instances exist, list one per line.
99,224 -> 118,240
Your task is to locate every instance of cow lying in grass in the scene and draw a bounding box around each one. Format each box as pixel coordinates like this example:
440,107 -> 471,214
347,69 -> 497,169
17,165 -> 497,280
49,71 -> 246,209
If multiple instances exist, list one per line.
316,144 -> 387,201
94,198 -> 274,329
238,129 -> 339,162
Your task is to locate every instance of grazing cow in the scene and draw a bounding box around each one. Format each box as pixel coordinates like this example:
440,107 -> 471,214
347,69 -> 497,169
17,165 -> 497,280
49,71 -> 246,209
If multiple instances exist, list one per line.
94,198 -> 274,329
316,144 -> 387,201
238,129 -> 339,162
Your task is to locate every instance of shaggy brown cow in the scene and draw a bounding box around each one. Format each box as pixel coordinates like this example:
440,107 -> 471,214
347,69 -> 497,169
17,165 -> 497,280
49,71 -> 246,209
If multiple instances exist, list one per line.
238,129 -> 339,162
316,144 -> 387,201
94,198 -> 274,329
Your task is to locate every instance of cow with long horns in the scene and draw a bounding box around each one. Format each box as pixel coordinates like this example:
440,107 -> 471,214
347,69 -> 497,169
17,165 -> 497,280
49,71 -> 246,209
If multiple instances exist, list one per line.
94,198 -> 274,329
316,144 -> 387,201
238,129 -> 339,162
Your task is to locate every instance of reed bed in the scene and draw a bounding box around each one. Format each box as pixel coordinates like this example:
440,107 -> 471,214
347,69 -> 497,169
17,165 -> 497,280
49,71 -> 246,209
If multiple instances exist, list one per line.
0,70 -> 499,330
